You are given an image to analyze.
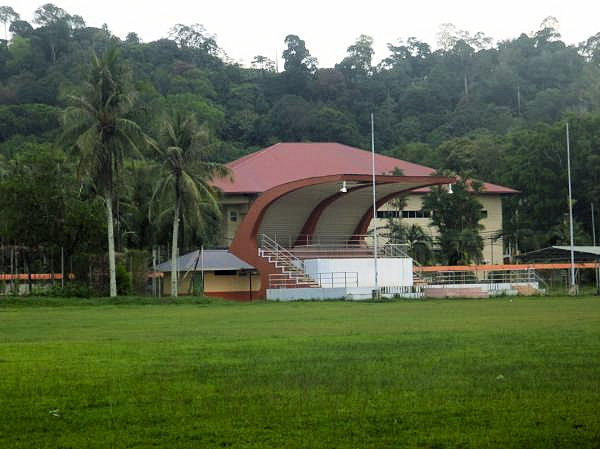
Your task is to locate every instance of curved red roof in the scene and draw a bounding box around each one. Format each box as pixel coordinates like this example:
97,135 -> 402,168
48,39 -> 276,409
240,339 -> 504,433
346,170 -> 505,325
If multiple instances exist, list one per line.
213,142 -> 517,195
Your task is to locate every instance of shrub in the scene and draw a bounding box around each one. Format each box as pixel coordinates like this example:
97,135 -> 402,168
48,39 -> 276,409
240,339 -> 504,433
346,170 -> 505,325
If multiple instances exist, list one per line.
116,264 -> 132,296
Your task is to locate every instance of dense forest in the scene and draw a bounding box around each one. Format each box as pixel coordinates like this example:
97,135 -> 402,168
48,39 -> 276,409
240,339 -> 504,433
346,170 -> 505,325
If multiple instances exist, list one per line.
1,4 -> 600,272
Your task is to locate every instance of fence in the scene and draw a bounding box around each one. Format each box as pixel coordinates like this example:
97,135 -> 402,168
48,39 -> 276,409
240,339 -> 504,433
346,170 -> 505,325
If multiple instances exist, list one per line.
268,271 -> 359,289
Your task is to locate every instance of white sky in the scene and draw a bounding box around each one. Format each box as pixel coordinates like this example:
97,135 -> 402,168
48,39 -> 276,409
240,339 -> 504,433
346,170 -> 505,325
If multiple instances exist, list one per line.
12,0 -> 600,68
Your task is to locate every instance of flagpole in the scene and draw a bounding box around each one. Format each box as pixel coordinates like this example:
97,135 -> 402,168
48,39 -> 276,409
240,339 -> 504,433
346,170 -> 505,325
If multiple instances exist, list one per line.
371,112 -> 379,298
566,123 -> 576,295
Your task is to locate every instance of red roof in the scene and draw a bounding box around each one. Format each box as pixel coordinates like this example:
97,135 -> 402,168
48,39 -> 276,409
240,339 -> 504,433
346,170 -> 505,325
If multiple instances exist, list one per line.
213,142 -> 518,195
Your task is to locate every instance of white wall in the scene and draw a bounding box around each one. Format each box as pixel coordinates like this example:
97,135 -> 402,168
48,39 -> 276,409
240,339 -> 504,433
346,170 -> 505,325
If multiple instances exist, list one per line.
303,257 -> 413,287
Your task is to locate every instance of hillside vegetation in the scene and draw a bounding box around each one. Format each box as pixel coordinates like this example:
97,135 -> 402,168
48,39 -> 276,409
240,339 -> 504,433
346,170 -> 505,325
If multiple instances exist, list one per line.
1,5 -> 600,256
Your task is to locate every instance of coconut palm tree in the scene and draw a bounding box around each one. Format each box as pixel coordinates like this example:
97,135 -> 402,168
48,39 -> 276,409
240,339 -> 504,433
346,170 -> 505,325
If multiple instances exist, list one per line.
402,223 -> 434,265
382,219 -> 433,265
63,48 -> 145,297
150,111 -> 228,297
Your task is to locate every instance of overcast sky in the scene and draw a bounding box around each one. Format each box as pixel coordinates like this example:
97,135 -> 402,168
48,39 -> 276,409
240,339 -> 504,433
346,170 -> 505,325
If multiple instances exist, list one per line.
12,0 -> 600,68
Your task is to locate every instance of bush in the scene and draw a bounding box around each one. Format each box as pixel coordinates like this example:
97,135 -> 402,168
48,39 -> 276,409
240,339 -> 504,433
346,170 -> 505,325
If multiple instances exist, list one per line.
37,282 -> 94,298
116,264 -> 132,296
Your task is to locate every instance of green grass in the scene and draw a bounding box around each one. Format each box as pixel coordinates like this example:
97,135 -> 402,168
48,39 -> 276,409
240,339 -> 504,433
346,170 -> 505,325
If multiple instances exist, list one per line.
1,297 -> 599,448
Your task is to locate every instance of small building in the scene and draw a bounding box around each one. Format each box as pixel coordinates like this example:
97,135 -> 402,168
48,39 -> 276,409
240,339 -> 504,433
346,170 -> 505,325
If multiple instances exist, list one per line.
157,249 -> 260,300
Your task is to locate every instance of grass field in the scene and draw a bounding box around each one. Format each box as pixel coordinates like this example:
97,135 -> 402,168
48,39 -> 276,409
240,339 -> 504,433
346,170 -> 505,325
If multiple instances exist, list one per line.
1,296 -> 599,448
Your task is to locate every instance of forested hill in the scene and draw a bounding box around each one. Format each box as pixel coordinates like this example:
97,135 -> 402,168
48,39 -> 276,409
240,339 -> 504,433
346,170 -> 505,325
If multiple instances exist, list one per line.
1,4 -> 600,252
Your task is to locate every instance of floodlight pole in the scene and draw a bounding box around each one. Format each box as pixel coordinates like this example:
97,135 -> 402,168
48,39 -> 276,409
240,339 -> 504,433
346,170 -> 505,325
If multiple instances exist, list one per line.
371,112 -> 379,298
201,246 -> 205,295
566,123 -> 576,295
592,202 -> 596,247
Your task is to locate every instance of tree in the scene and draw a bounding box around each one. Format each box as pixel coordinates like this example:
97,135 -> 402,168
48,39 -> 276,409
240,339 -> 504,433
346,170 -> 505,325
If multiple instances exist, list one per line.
33,3 -> 84,28
384,37 -> 432,79
150,111 -> 227,297
281,34 -> 317,95
337,34 -> 375,79
251,55 -> 275,72
381,219 -> 433,265
282,34 -> 316,73
8,19 -> 33,38
63,48 -> 145,297
0,5 -> 19,41
0,144 -> 104,293
32,3 -> 85,64
168,23 -> 218,55
422,177 -> 485,265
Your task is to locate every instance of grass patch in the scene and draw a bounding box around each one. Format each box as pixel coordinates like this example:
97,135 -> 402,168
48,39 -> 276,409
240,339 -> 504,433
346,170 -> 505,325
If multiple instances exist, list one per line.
1,297 -> 599,448
0,295 -> 230,307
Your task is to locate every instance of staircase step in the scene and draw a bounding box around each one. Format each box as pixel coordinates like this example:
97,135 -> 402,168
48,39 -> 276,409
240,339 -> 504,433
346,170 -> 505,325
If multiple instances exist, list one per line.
259,238 -> 320,289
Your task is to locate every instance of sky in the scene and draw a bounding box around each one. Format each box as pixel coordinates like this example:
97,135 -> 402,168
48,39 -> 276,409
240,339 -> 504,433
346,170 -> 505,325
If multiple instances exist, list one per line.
12,0 -> 600,68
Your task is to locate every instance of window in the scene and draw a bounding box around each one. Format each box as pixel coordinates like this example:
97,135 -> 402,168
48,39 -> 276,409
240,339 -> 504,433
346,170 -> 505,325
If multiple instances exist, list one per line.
402,210 -> 431,219
229,210 -> 238,222
215,270 -> 237,276
481,210 -> 488,218
377,210 -> 430,219
376,210 -> 400,219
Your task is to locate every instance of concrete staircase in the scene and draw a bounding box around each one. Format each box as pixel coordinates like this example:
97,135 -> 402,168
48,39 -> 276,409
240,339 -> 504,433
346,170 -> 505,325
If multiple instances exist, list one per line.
258,234 -> 320,289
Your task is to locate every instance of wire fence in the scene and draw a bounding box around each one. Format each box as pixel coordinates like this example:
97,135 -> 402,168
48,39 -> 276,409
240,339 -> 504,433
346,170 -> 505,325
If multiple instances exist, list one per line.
0,245 -> 174,296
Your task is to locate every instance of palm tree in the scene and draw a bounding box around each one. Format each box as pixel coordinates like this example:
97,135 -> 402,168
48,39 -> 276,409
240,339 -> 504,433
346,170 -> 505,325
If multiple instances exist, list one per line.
63,48 -> 145,297
382,219 -> 433,265
402,224 -> 433,265
439,228 -> 483,265
150,111 -> 228,297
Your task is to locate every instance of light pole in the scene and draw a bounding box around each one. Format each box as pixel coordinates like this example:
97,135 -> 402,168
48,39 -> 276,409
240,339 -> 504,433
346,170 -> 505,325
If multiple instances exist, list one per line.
371,112 -> 379,298
566,123 -> 577,295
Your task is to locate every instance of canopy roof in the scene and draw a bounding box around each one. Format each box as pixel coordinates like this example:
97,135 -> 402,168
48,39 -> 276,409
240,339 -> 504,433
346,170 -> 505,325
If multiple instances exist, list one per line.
520,246 -> 600,262
213,142 -> 518,195
157,250 -> 255,272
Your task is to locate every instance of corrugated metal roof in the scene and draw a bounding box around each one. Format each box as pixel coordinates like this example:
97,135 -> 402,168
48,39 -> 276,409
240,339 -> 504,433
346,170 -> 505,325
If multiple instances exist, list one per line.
554,246 -> 600,256
157,250 -> 255,272
212,142 -> 518,195
519,246 -> 600,262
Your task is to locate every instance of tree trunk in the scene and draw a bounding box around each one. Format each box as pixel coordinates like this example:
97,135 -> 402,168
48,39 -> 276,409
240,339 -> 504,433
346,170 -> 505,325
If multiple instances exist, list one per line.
25,250 -> 32,295
463,71 -> 469,97
171,203 -> 180,297
105,195 -> 117,297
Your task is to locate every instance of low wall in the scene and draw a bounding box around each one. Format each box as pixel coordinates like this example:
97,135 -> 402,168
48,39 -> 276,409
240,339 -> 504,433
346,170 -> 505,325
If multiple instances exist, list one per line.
267,287 -> 384,301
424,282 -> 540,297
303,257 -> 413,287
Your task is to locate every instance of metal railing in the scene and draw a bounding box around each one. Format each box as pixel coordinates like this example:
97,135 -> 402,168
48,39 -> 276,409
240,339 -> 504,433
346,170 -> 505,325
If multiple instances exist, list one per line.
258,234 -> 319,288
310,271 -> 359,288
269,271 -> 358,289
258,233 -> 305,271
381,285 -> 424,298
259,233 -> 410,259
292,234 -> 370,247
419,269 -> 546,287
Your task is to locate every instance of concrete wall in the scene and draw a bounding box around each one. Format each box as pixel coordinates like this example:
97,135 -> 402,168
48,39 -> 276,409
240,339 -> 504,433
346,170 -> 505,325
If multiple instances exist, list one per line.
371,193 -> 504,264
303,257 -> 413,287
220,195 -> 253,247
162,270 -> 261,296
267,287 -> 380,301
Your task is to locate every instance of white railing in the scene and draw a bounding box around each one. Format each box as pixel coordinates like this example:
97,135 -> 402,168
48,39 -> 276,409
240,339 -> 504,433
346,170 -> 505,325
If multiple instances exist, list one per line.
269,271 -> 358,289
417,269 -> 546,287
259,234 -> 319,288
309,271 -> 359,288
381,285 -> 424,298
280,233 -> 370,247
258,233 -> 305,271
259,233 -> 410,259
